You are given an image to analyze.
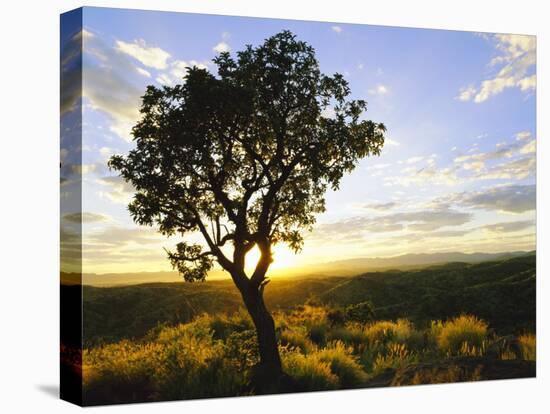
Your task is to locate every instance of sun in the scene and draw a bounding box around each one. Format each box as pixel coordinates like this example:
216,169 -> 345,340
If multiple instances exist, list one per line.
244,244 -> 298,273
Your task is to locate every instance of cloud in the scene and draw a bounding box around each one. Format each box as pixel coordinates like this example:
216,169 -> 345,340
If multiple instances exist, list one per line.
436,184 -> 535,213
97,176 -> 135,204
331,26 -> 343,33
456,85 -> 477,101
135,67 -> 151,77
368,84 -> 389,96
63,212 -> 110,223
156,59 -> 210,86
385,164 -> 460,187
515,131 -> 532,141
476,156 -> 535,181
115,39 -> 171,69
310,207 -> 472,243
81,30 -> 211,141
83,34 -> 144,141
385,138 -> 400,147
482,220 -> 535,233
213,41 -> 230,53
453,132 -> 536,181
458,34 -> 536,103
86,225 -> 162,246
389,209 -> 472,231
363,201 -> 398,211
406,156 -> 424,164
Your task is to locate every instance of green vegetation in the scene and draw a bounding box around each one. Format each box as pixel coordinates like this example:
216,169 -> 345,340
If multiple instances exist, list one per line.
82,254 -> 535,346
83,307 -> 535,404
80,254 -> 536,404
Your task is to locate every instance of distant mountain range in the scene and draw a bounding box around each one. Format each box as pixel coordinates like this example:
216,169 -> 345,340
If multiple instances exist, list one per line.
65,250 -> 534,286
305,250 -> 535,276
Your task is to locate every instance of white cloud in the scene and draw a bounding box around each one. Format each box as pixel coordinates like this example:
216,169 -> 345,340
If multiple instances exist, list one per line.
406,156 -> 424,164
458,34 -> 536,103
385,138 -> 400,147
115,39 -> 171,69
155,73 -> 173,85
452,132 -> 536,180
368,84 -> 389,96
515,131 -> 532,141
156,59 -> 210,86
331,26 -> 343,33
385,164 -> 460,187
520,139 -> 535,154
97,176 -> 135,204
456,85 -> 477,101
135,67 -> 151,78
213,41 -> 230,53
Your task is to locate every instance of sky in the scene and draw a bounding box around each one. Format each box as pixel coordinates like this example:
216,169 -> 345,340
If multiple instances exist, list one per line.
60,7 -> 536,275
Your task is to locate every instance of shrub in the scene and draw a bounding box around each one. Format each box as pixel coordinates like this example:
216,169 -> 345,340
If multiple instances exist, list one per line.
518,333 -> 536,361
364,319 -> 421,349
345,301 -> 375,324
372,342 -> 418,375
279,327 -> 315,353
225,329 -> 260,371
436,315 -> 488,355
326,323 -> 368,348
327,308 -> 346,327
281,341 -> 367,390
83,321 -> 244,404
282,349 -> 339,391
308,323 -> 328,346
208,311 -> 253,340
316,341 -> 368,387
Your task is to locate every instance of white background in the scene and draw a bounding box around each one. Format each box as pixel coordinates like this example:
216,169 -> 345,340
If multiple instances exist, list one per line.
0,0 -> 547,412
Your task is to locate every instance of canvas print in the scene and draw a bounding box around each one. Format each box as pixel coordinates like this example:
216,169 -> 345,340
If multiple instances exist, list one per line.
60,7 -> 536,406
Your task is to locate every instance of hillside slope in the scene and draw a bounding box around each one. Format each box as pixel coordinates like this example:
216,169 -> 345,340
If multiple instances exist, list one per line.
79,254 -> 535,345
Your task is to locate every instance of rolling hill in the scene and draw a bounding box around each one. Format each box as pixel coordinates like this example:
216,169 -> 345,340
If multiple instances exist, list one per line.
77,253 -> 535,346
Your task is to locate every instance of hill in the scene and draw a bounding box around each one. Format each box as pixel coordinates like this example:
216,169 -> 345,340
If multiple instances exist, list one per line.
63,250 -> 533,286
77,253 -> 535,346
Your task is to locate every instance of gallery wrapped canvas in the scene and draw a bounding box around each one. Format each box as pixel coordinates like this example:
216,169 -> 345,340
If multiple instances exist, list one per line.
60,6 -> 536,406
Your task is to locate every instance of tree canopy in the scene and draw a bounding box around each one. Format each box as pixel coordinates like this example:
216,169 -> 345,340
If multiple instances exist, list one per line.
109,30 -> 386,289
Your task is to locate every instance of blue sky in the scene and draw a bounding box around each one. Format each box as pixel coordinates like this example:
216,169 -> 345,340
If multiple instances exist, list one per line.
60,7 -> 536,274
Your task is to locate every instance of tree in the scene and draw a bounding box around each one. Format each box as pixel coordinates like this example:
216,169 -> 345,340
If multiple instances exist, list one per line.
109,30 -> 386,389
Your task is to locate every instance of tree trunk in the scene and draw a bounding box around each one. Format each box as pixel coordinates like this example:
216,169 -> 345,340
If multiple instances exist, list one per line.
235,278 -> 285,392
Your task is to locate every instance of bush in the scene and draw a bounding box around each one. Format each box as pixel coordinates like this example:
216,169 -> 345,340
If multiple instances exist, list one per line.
364,319 -> 421,349
83,320 -> 244,404
436,315 -> 488,355
372,342 -> 418,375
280,327 -> 315,353
281,340 -> 367,390
308,323 -> 328,346
518,334 -> 536,361
282,349 -> 339,391
326,323 -> 368,348
316,341 -> 368,387
345,301 -> 375,324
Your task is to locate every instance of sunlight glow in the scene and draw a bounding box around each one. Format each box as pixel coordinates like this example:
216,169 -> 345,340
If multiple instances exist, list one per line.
244,244 -> 298,274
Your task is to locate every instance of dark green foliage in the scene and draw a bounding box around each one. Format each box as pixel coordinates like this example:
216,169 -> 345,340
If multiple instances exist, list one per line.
321,254 -> 536,334
108,30 -> 385,283
345,301 -> 375,324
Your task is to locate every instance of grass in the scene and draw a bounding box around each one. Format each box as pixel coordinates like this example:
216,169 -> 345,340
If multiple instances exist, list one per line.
78,255 -> 536,403
435,315 -> 488,356
82,308 -> 535,404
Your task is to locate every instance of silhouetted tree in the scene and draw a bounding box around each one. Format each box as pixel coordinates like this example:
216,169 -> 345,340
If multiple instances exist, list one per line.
109,30 -> 386,390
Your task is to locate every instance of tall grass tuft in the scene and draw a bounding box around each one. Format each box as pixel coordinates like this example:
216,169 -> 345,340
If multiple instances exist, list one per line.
436,315 -> 488,356
518,333 -> 536,361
